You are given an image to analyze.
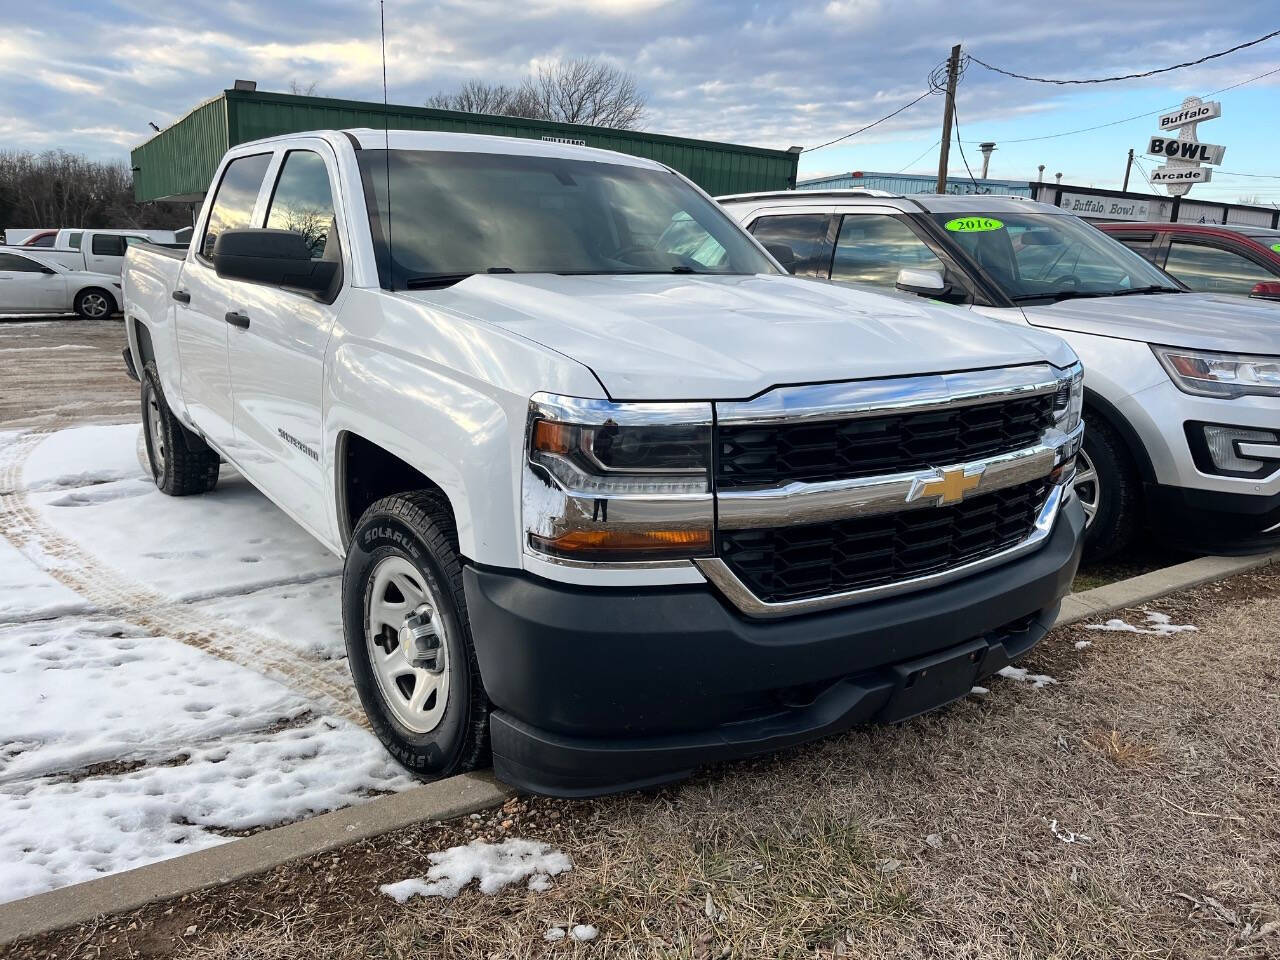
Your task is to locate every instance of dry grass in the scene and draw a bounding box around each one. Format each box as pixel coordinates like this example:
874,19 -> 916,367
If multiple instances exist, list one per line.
9,569 -> 1280,960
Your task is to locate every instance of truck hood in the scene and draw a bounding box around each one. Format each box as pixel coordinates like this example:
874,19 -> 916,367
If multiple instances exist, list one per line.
1022,291 -> 1280,354
407,273 -> 1075,400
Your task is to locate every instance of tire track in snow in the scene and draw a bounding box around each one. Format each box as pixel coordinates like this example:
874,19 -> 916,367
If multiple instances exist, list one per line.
0,428 -> 367,728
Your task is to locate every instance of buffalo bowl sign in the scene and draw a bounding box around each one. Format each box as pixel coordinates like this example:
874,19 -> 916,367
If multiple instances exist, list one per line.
1147,135 -> 1226,166
1058,192 -> 1151,221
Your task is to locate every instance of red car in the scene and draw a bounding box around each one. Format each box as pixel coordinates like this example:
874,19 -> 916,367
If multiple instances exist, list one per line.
1098,221 -> 1280,302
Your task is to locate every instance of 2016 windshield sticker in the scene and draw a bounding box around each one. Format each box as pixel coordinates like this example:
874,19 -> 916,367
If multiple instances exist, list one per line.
945,217 -> 1004,233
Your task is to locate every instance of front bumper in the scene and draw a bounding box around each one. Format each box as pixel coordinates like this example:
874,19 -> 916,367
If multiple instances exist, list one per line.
1146,483 -> 1280,554
465,497 -> 1085,796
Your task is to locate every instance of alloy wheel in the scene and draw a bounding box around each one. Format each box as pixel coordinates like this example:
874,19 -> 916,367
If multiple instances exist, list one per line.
1074,448 -> 1101,528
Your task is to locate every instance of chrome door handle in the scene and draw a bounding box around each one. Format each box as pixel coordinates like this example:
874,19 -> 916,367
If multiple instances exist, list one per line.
225,311 -> 250,329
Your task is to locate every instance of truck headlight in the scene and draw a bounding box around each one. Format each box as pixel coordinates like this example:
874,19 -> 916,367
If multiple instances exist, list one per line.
524,393 -> 713,563
1153,346 -> 1280,399
1053,361 -> 1085,432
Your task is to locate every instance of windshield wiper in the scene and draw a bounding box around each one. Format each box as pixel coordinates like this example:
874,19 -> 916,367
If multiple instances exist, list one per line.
1109,285 -> 1182,296
1011,290 -> 1113,303
405,267 -> 517,290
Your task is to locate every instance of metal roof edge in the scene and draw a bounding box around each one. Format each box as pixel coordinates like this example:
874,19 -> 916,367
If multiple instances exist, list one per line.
130,92 -> 227,154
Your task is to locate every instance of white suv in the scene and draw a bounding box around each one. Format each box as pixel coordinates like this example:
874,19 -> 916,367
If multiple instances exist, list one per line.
721,191 -> 1280,560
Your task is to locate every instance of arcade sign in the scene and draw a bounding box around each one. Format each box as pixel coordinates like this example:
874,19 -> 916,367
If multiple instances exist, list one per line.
1150,166 -> 1213,185
1142,97 -> 1222,198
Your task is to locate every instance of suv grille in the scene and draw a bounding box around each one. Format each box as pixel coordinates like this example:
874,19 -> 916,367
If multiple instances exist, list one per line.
716,394 -> 1054,489
717,478 -> 1049,604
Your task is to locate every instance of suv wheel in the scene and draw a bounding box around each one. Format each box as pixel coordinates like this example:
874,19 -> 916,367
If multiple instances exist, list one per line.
140,361 -> 221,496
343,492 -> 490,778
1076,414 -> 1139,563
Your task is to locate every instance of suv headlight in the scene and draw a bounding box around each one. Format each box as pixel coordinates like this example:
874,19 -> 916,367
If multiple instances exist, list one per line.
1153,346 -> 1280,399
524,393 -> 713,563
1053,361 -> 1085,432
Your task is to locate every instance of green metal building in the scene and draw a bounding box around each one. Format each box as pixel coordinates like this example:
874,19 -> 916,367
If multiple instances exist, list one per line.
132,88 -> 800,203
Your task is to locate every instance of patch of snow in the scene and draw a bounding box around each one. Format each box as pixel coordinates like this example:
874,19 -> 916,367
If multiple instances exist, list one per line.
969,685 -> 989,695
544,927 -> 566,942
1074,640 -> 1092,650
31,470 -> 341,603
0,537 -> 94,624
997,666 -> 1057,688
0,616 -> 308,783
21,424 -> 145,492
1084,611 -> 1197,636
379,839 -> 573,902
0,719 -> 413,903
188,574 -> 345,660
571,924 -> 598,942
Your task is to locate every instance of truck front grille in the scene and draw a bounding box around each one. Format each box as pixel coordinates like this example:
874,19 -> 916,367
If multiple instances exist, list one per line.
716,394 -> 1055,489
716,477 -> 1049,604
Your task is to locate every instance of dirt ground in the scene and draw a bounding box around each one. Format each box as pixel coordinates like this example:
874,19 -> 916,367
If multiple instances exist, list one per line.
0,317 -> 136,427
6,567 -> 1278,960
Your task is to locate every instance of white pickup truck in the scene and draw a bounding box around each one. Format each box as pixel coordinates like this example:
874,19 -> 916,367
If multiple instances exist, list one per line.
122,129 -> 1085,796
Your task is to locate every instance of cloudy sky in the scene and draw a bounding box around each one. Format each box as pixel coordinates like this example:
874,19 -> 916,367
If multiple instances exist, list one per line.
3,0 -> 1278,203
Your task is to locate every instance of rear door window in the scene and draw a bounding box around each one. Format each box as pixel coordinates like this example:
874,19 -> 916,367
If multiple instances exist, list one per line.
67,232 -> 82,250
91,234 -> 127,256
200,153 -> 273,260
830,214 -> 944,288
747,214 -> 830,275
1163,240 -> 1276,294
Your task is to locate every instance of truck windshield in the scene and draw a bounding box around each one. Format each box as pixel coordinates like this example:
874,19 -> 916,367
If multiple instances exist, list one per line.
932,212 -> 1181,302
357,149 -> 778,289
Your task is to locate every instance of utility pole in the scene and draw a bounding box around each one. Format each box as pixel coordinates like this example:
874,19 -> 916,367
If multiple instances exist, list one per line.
1122,148 -> 1134,192
935,43 -> 961,194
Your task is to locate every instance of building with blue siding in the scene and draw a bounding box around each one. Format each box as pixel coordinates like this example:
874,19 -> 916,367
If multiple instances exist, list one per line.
798,171 -> 1033,197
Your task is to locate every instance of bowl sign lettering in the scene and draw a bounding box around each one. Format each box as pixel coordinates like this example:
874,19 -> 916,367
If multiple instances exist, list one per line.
945,217 -> 1004,233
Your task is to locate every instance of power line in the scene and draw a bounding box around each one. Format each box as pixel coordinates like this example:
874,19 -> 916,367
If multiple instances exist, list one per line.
951,103 -> 980,188
1214,169 -> 1280,179
894,139 -> 941,173
958,64 -> 1280,145
802,89 -> 936,153
966,29 -> 1280,85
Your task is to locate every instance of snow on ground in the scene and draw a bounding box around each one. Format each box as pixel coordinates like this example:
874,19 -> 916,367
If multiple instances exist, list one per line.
0,616 -> 308,783
1085,611 -> 1198,636
380,839 -> 574,902
0,720 -> 413,903
0,536 -> 94,623
0,423 -> 409,905
997,665 -> 1057,688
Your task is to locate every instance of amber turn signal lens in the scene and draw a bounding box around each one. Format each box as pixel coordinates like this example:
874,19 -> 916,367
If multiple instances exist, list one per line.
531,420 -> 575,455
529,528 -> 711,561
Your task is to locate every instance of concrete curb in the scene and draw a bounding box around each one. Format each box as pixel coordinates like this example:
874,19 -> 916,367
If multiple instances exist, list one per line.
1053,550 -> 1280,627
2,549 -> 1277,947
0,771 -> 513,947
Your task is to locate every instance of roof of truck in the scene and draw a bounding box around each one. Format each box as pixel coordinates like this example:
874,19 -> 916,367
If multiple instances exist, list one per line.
233,128 -> 665,170
715,190 -> 1068,216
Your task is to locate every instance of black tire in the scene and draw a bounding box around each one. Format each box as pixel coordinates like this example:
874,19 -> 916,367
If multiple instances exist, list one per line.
73,287 -> 116,320
1077,413 -> 1140,563
140,360 -> 221,496
342,492 -> 490,779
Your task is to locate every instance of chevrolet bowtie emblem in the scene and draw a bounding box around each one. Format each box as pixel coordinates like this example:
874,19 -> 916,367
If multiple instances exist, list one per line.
910,466 -> 984,505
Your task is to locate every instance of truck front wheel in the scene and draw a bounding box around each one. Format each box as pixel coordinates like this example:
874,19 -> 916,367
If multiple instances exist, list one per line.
140,361 -> 220,496
342,492 -> 490,779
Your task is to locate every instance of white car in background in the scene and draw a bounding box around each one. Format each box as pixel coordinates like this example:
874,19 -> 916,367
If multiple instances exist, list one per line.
721,191 -> 1280,560
0,249 -> 122,318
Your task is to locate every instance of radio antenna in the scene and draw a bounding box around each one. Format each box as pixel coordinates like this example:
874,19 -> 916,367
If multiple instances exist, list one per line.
380,0 -> 392,285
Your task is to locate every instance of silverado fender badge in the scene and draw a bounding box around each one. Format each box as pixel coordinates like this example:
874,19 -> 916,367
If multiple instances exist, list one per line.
908,465 -> 984,505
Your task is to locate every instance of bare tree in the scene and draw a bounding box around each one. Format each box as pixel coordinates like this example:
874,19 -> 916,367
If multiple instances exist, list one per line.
427,58 -> 646,129
0,150 -> 189,235
289,79 -> 320,96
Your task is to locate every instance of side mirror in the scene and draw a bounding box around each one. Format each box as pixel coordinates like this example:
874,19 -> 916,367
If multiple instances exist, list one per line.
211,229 -> 336,293
1249,281 -> 1280,302
895,267 -> 948,297
39,266 -> 56,275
